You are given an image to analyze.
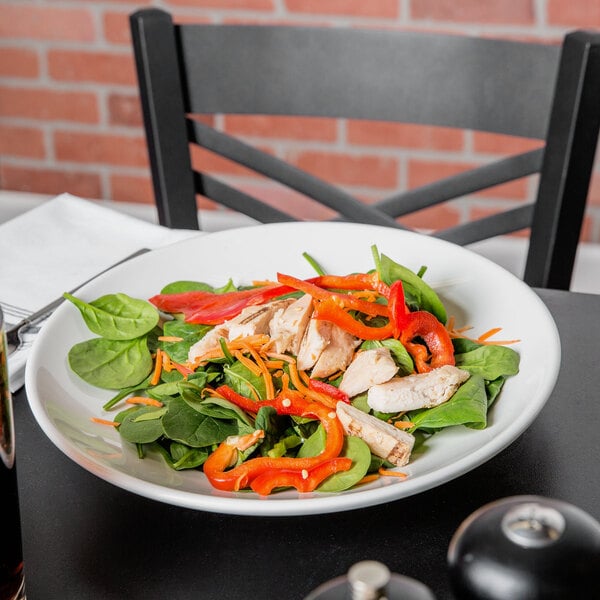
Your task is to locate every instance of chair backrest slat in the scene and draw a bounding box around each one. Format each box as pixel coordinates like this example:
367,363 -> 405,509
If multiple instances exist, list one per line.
130,8 -> 600,289
178,25 -> 559,138
376,149 -> 544,218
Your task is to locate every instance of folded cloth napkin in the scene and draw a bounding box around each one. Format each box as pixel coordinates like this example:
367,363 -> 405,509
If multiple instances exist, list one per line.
1,193 -> 200,392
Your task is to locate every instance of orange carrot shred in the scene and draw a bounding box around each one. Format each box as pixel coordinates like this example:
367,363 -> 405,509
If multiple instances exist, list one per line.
150,348 -> 163,385
126,396 -> 163,407
378,468 -> 408,479
357,474 -> 380,485
91,417 -> 119,427
393,421 -> 414,430
158,335 -> 184,342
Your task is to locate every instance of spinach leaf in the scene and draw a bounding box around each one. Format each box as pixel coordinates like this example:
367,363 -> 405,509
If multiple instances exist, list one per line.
317,436 -> 372,493
455,344 -> 520,380
409,374 -> 488,431
161,396 -> 239,447
64,292 -> 159,340
118,405 -> 167,443
194,397 -> 255,428
223,361 -> 266,400
160,320 -> 213,364
296,424 -> 326,458
377,253 -> 447,323
169,442 -> 210,470
68,336 -> 153,389
160,279 -> 236,294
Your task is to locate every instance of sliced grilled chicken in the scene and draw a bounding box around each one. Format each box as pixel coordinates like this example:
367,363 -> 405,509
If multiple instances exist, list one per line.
311,324 -> 360,379
188,298 -> 291,362
188,325 -> 229,362
336,401 -> 415,467
269,293 -> 313,354
296,317 -> 332,371
227,299 -> 293,340
367,365 -> 470,413
339,347 -> 399,398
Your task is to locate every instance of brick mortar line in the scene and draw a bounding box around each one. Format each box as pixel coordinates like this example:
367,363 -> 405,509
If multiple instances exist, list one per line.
0,155 -> 148,174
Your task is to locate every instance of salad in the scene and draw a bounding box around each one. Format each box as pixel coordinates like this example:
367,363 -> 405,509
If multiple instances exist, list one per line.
64,246 -> 519,496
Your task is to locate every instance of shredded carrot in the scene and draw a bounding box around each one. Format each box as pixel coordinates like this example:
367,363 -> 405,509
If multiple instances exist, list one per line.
190,334 -> 271,366
232,349 -> 263,377
446,315 -> 520,345
476,327 -> 520,345
157,335 -> 184,342
264,360 -> 284,370
350,290 -> 379,302
378,468 -> 408,479
241,342 -> 275,400
126,396 -> 163,407
266,352 -> 338,408
91,417 -> 119,427
299,369 -> 311,387
357,474 -> 380,485
150,348 -> 163,385
393,421 -> 414,430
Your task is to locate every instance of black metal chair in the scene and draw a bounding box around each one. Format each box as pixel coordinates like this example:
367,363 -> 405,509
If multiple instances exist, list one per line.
130,8 -> 600,289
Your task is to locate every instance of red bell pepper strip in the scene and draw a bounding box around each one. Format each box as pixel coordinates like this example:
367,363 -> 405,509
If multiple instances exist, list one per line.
277,273 -> 389,318
400,311 -> 455,372
387,280 -> 409,337
308,273 -> 391,298
308,379 -> 350,404
250,458 -> 353,496
312,298 -> 394,341
148,284 -> 294,325
203,387 -> 350,492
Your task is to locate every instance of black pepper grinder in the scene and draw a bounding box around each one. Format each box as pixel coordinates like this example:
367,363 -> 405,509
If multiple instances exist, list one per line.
304,560 -> 436,599
447,495 -> 600,599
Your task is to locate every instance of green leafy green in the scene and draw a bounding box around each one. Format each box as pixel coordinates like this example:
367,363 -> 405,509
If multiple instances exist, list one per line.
160,320 -> 213,363
64,292 -> 158,340
376,252 -> 447,323
317,436 -> 372,492
161,396 -> 239,447
455,344 -> 520,380
68,336 -> 153,389
409,374 -> 488,431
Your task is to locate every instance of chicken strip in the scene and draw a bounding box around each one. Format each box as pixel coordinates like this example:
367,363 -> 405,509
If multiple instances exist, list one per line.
336,402 -> 415,467
367,365 -> 470,413
269,293 -> 313,354
188,298 -> 291,362
310,324 -> 360,379
296,317 -> 332,371
339,347 -> 399,398
227,299 -> 292,340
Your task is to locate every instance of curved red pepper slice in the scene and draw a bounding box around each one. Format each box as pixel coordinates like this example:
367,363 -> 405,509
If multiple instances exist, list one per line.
400,311 -> 455,373
149,284 -> 294,325
203,387 -> 349,492
277,273 -> 389,318
250,457 -> 353,496
308,273 -> 391,297
312,298 -> 394,340
388,280 -> 409,338
308,379 -> 350,404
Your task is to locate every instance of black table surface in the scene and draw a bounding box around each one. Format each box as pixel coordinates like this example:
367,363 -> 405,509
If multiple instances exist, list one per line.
12,288 -> 600,600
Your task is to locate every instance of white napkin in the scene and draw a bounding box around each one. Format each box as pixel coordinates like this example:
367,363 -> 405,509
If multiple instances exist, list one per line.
1,193 -> 200,391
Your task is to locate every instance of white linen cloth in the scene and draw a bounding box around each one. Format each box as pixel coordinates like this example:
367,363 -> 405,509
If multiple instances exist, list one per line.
1,193 -> 200,391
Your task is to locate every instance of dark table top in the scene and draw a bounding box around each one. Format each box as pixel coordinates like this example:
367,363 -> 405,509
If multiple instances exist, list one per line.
12,288 -> 600,600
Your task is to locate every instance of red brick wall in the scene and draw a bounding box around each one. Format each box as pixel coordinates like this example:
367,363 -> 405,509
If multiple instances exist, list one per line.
1,0 -> 599,240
